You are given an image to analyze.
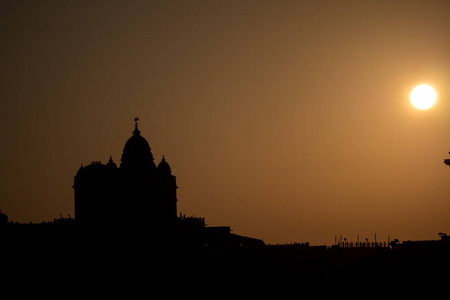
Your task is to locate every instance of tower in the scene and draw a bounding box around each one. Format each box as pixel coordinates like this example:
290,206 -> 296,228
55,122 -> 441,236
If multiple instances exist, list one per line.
73,120 -> 178,230
157,155 -> 178,225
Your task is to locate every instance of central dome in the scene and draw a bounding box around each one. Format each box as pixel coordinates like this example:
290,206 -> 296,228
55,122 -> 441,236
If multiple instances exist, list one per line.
120,122 -> 156,171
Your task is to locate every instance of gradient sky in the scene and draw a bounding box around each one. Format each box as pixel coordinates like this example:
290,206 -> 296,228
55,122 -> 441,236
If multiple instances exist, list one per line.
2,0 -> 450,245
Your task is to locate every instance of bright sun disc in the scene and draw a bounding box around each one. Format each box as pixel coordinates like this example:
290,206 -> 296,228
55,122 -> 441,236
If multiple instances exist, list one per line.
410,84 -> 436,110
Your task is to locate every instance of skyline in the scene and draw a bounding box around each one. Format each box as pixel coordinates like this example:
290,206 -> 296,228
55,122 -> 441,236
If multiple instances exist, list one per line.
2,1 -> 450,245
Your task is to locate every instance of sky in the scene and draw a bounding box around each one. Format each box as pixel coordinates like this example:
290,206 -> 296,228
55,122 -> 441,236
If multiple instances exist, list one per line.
2,0 -> 450,245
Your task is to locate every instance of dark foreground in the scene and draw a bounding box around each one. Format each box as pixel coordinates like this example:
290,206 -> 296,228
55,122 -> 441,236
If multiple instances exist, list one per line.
2,229 -> 450,295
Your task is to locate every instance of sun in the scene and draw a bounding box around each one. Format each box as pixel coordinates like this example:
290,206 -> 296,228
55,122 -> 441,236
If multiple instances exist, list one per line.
410,84 -> 436,110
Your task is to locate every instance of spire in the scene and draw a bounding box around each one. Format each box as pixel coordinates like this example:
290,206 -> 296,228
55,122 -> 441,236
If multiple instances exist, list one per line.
108,155 -> 113,163
133,118 -> 141,135
162,155 -> 166,162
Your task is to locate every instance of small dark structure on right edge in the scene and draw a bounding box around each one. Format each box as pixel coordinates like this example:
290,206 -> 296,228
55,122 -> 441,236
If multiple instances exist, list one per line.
444,152 -> 450,168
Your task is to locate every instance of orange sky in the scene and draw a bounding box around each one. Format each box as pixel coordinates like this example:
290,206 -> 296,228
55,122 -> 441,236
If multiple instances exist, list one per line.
2,0 -> 450,245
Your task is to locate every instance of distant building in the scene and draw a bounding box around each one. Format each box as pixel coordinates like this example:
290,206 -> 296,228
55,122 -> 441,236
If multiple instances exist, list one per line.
73,121 -> 177,230
444,153 -> 450,167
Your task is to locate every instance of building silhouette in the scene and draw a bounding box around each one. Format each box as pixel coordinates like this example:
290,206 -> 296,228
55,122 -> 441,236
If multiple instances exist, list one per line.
2,126 -> 450,289
71,119 -> 264,249
73,120 -> 177,231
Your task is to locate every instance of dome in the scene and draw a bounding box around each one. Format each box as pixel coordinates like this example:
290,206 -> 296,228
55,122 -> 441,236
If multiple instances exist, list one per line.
106,155 -> 117,169
73,161 -> 108,188
157,155 -> 172,176
120,122 -> 156,170
81,161 -> 108,174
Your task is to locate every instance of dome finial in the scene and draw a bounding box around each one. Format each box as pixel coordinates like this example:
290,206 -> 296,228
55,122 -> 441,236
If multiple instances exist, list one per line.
133,117 -> 140,135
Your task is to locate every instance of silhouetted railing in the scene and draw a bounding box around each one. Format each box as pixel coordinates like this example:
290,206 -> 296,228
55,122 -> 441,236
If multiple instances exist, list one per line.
268,242 -> 310,248
336,241 -> 389,248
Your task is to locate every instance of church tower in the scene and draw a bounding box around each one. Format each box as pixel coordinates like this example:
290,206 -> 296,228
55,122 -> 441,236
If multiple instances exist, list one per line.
73,119 -> 178,229
157,155 -> 178,226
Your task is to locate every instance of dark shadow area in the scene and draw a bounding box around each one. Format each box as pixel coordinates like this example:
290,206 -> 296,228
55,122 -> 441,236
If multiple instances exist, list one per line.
2,223 -> 450,293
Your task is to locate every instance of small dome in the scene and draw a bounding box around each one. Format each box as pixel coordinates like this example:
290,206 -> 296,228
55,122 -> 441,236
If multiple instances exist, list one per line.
106,155 -> 117,169
157,155 -> 172,176
82,161 -> 107,174
74,161 -> 107,188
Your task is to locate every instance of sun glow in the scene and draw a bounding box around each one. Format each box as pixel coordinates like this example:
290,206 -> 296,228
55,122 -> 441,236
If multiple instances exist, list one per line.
410,84 -> 436,110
